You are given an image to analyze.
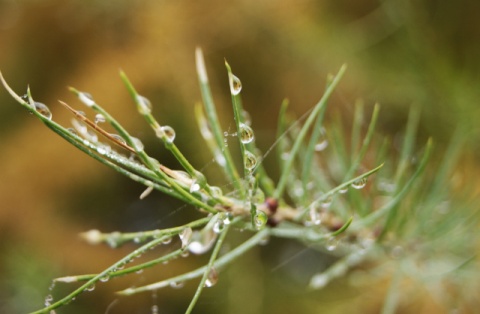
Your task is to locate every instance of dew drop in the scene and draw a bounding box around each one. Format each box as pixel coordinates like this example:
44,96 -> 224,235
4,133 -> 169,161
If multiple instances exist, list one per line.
244,151 -> 257,171
67,127 -> 77,135
179,227 -> 193,249
228,73 -> 242,95
181,250 -> 190,258
78,91 -> 95,107
210,186 -> 223,198
136,95 -> 152,115
162,237 -> 172,245
131,137 -> 144,152
190,181 -> 201,193
94,113 -> 105,124
170,281 -> 185,289
33,102 -> 52,120
44,294 -> 53,306
100,274 -> 110,282
106,231 -> 121,248
314,128 -> 328,151
151,304 -> 159,314
213,219 -> 224,234
351,177 -> 367,189
85,284 -> 95,292
110,133 -> 126,145
339,187 -> 348,194
320,195 -> 333,209
188,229 -> 217,255
326,237 -> 338,251
163,126 -> 176,143
239,123 -> 254,144
204,267 -> 218,287
310,273 -> 328,289
254,210 -> 268,229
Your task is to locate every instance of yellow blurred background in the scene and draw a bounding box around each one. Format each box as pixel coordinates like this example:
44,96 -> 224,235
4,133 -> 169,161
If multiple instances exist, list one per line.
1,0 -> 479,313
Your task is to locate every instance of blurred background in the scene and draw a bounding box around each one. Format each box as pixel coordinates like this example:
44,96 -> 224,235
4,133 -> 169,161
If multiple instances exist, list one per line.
1,0 -> 479,313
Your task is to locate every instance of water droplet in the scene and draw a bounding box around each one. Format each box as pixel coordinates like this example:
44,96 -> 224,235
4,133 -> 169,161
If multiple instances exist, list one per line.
320,195 -> 333,209
131,137 -> 144,152
94,113 -> 105,124
44,294 -> 53,306
85,284 -> 95,292
135,269 -> 144,274
170,281 -> 185,289
188,229 -> 217,255
33,102 -> 52,120
156,125 -> 176,143
204,267 -> 218,287
314,128 -> 328,151
244,151 -> 257,171
210,186 -> 223,198
190,181 -> 201,193
181,250 -> 190,258
140,186 -> 154,199
351,177 -> 367,189
106,231 -> 121,248
78,91 -> 95,107
326,237 -> 338,251
339,187 -> 348,194
96,143 -> 111,155
229,73 -> 242,95
213,219 -> 224,234
67,127 -> 77,135
110,133 -> 126,145
254,210 -> 268,229
239,123 -> 254,144
162,237 -> 172,245
100,274 -> 110,282
179,227 -> 193,249
221,212 -> 233,225
310,273 -> 328,289
151,304 -> 159,314
136,95 -> 152,115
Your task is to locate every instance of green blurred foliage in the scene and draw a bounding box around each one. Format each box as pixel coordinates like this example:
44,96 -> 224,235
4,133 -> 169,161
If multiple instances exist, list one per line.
1,0 -> 479,313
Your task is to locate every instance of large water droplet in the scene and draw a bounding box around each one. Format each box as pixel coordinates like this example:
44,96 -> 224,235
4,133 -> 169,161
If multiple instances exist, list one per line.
131,137 -> 144,152
244,151 -> 257,171
95,113 -> 105,124
204,267 -> 218,287
229,74 -> 242,95
179,227 -> 193,249
239,123 -> 254,144
78,91 -> 95,107
188,229 -> 217,255
351,177 -> 367,189
254,210 -> 268,229
33,102 -> 52,120
136,95 -> 152,115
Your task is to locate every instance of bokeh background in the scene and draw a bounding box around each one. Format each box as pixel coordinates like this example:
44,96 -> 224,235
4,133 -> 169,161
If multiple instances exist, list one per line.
1,0 -> 479,313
